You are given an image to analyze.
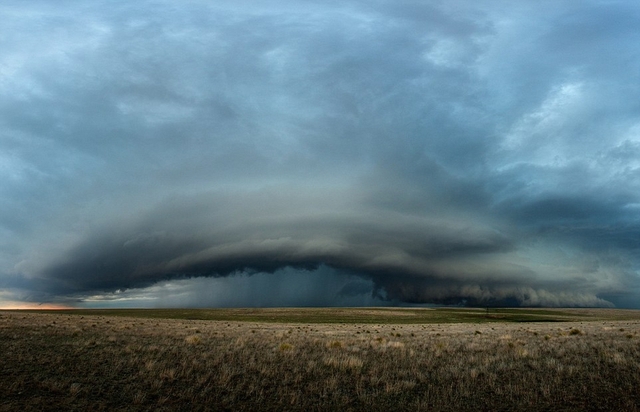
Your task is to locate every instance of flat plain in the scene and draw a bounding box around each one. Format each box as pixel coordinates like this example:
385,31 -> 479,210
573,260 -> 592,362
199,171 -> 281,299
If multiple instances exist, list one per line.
2,308 -> 640,411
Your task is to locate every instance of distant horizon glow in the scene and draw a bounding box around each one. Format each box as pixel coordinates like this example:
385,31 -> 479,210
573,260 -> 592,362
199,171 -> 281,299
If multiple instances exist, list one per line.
0,302 -> 74,310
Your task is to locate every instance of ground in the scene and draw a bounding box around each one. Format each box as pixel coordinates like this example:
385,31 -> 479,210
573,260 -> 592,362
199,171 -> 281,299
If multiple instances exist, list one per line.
1,308 -> 640,411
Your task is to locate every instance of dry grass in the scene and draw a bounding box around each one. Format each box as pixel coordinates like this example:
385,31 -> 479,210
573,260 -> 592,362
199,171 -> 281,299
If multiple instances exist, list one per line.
1,311 -> 640,411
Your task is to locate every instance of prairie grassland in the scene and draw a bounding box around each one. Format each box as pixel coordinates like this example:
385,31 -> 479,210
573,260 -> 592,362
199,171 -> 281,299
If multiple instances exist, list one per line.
33,306 -> 640,324
1,310 -> 640,411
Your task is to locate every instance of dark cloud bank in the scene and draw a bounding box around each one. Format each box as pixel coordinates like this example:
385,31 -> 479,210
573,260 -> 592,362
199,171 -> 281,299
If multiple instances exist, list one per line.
2,1 -> 640,308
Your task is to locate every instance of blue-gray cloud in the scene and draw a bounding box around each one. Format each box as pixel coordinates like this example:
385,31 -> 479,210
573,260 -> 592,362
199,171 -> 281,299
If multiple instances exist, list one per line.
1,0 -> 640,308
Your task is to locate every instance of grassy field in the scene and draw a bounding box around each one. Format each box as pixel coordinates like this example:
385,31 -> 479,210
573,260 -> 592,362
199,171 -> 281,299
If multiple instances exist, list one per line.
16,306 -> 640,323
2,308 -> 640,411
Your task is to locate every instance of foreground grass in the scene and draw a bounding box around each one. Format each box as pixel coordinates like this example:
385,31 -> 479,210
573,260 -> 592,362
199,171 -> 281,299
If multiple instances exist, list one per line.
2,310 -> 640,411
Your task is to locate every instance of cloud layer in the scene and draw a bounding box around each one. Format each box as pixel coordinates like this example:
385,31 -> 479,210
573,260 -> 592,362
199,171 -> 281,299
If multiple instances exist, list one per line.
2,0 -> 640,307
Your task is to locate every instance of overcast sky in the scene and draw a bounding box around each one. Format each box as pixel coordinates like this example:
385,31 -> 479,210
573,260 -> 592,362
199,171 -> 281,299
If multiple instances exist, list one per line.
2,0 -> 640,308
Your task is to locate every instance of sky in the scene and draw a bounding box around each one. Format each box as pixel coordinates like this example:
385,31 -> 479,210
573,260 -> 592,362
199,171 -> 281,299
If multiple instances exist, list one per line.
2,0 -> 640,309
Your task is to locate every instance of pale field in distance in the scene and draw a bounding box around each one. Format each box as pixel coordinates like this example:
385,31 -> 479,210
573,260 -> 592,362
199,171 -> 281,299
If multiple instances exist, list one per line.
1,308 -> 640,411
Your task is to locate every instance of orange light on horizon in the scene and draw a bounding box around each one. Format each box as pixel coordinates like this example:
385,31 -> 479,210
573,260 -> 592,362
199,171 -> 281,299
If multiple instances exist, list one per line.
0,301 -> 74,310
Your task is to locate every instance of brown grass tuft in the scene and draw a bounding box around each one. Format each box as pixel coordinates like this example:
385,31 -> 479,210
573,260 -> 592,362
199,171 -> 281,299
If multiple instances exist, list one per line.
185,334 -> 202,344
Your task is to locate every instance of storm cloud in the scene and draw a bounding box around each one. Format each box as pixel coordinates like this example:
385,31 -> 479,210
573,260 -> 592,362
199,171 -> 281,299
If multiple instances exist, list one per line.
2,0 -> 640,308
